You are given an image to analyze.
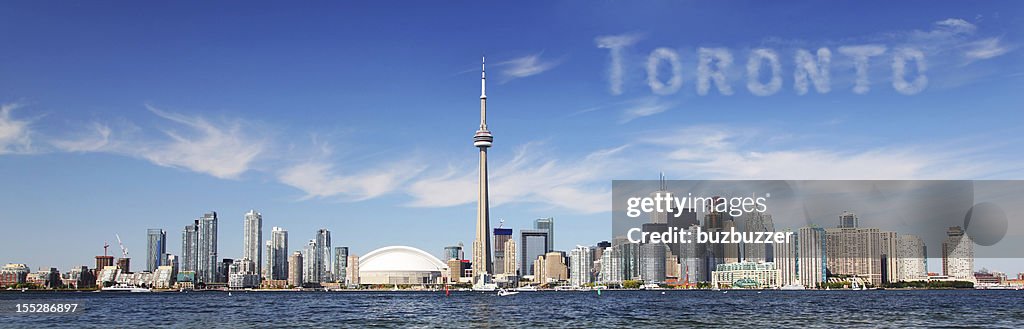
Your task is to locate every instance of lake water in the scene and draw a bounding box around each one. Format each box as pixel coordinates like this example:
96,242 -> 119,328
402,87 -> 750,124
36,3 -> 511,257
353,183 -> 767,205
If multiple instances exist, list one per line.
1,290 -> 1022,327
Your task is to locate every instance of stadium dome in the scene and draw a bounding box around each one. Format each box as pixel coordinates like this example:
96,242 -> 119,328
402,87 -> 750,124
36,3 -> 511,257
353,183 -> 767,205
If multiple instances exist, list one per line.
358,246 -> 448,285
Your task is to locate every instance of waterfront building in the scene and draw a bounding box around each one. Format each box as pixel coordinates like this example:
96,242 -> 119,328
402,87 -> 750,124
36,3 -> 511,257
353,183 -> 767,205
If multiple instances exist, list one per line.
569,245 -> 593,287
197,212 -> 218,284
303,229 -> 332,284
471,57 -> 495,285
266,227 -> 288,280
543,251 -> 568,283
62,266 -> 96,289
228,258 -> 259,289
897,234 -> 928,281
288,251 -> 303,288
303,240 -> 317,284
639,241 -> 667,283
599,247 -> 624,284
347,255 -> 360,286
0,263 -> 30,286
443,243 -> 463,261
942,226 -> 975,282
182,220 -> 198,273
825,225 -> 886,285
534,217 -> 555,251
493,228 -> 512,275
879,231 -> 900,284
358,246 -> 446,285
153,265 -> 176,289
243,210 -> 262,282
711,261 -> 781,289
334,247 -> 349,284
116,258 -> 130,274
95,255 -> 114,273
146,229 -> 166,272
743,212 -> 774,263
503,238 -> 517,276
447,259 -> 463,283
520,229 -> 549,276
773,229 -> 798,287
218,258 -> 233,283
838,211 -> 858,228
798,227 -> 827,288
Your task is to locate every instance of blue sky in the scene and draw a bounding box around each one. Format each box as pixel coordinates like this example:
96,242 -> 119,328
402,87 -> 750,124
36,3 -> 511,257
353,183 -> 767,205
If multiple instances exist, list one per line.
1,1 -> 1023,274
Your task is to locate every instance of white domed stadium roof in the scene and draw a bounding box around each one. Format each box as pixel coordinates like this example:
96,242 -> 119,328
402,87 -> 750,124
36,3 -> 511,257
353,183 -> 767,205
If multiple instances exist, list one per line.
359,246 -> 447,272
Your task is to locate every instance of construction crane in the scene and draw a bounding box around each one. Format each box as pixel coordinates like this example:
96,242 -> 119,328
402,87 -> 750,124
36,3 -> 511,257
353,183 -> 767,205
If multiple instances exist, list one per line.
103,242 -> 110,256
115,234 -> 129,259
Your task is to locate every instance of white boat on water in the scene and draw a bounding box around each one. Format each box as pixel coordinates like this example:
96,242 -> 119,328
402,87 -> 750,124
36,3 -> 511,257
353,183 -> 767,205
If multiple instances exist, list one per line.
497,288 -> 519,296
515,286 -> 538,292
101,285 -> 151,293
780,283 -> 805,290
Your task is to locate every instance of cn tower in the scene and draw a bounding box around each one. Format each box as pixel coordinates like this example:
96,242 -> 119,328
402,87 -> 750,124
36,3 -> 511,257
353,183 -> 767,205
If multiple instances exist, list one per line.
472,57 -> 493,281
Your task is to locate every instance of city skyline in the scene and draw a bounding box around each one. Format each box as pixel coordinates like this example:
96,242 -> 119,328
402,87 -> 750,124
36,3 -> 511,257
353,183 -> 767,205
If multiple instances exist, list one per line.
1,1 -> 1023,274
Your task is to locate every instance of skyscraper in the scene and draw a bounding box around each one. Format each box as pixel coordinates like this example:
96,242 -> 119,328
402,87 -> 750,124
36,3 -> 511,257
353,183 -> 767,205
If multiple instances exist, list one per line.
303,229 -> 332,284
599,247 -> 624,284
334,246 -> 349,284
146,229 -> 166,272
569,245 -> 593,287
197,212 -> 218,283
472,57 -> 494,284
520,229 -> 548,276
503,238 -> 517,276
493,228 -> 512,275
825,226 -> 885,285
897,234 -> 927,281
243,210 -> 262,281
288,251 -> 303,288
797,227 -> 827,288
534,218 -> 555,251
443,244 -> 463,261
267,227 -> 288,280
839,211 -> 858,228
942,226 -> 974,281
743,212 -> 774,263
316,229 -> 332,282
182,220 -> 198,273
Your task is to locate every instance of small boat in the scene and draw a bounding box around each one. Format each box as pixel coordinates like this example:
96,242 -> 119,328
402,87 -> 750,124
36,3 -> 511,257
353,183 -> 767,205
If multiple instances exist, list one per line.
515,286 -> 538,292
780,283 -> 805,290
101,285 -> 151,293
497,288 -> 519,297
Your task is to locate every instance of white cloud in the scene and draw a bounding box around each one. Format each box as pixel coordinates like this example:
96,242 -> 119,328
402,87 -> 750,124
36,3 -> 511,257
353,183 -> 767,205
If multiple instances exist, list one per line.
138,106 -> 266,179
642,126 -> 992,180
51,122 -> 112,152
279,159 -> 425,201
499,53 -> 561,79
0,103 -> 33,154
619,98 -> 673,124
934,18 -> 977,34
964,37 -> 1010,60
406,143 -> 627,214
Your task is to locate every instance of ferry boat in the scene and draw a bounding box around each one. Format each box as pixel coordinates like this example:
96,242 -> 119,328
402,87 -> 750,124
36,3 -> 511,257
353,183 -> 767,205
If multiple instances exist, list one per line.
101,285 -> 152,293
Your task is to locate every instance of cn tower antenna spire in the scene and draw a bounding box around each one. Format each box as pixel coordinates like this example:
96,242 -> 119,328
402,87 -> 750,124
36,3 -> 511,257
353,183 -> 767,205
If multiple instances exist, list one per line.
472,54 -> 494,286
480,56 -> 487,129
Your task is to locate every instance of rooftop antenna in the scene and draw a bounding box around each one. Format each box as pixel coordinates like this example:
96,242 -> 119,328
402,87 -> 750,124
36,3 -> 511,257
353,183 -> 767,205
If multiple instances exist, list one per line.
103,242 -> 109,257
